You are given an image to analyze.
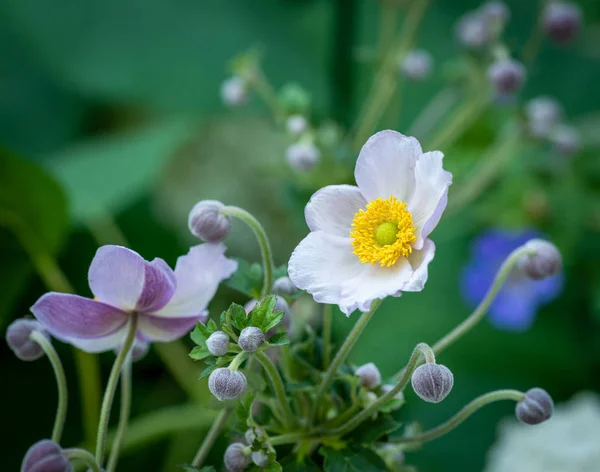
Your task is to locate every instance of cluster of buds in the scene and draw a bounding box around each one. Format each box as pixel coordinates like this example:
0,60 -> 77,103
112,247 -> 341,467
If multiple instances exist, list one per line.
224,428 -> 275,472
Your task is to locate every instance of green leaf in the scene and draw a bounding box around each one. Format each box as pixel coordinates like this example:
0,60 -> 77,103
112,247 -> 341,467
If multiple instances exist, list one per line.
226,259 -> 264,298
249,295 -> 272,331
320,447 -> 387,472
229,303 -> 249,330
263,461 -> 283,472
188,346 -> 212,361
349,414 -> 402,444
267,332 -> 290,346
0,147 -> 69,328
263,312 -> 284,334
190,322 -> 211,346
235,391 -> 256,424
199,364 -> 217,379
207,319 -> 218,334
278,456 -> 321,471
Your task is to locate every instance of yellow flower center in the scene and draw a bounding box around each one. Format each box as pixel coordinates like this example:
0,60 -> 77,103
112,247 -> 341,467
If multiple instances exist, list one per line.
350,196 -> 416,267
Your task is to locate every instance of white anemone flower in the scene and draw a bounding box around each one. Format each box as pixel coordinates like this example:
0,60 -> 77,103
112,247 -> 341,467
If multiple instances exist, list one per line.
288,130 -> 452,315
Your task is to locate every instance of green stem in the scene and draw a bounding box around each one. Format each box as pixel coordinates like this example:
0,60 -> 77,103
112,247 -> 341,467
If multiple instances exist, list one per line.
63,448 -> 102,472
521,0 -> 548,65
324,342 -> 426,437
408,87 -> 459,139
322,304 -> 333,369
222,206 -> 274,298
254,351 -> 296,428
250,70 -> 284,124
106,358 -> 133,472
269,432 -> 309,447
230,351 -> 249,371
191,408 -> 231,468
311,299 -> 382,423
29,330 -> 68,443
391,390 -> 525,444
95,314 -> 139,466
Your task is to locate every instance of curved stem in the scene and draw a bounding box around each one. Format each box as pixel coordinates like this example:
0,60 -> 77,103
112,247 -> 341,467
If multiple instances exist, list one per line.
95,314 -> 139,466
269,432 -> 310,446
222,206 -> 274,297
106,357 -> 132,472
229,351 -> 249,371
191,408 -> 231,468
324,342 -> 425,437
63,448 -> 101,472
254,351 -> 296,428
29,330 -> 68,443
391,389 -> 525,444
322,304 -> 333,369
311,299 -> 382,423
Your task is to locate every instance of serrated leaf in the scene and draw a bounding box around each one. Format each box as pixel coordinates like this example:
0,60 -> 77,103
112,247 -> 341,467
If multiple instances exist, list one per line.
199,364 -> 217,379
189,346 -> 212,361
235,391 -> 256,423
207,319 -> 218,333
267,332 -> 290,346
263,312 -> 284,333
251,295 -> 276,331
191,322 -> 211,346
350,414 -> 402,444
229,303 -> 249,330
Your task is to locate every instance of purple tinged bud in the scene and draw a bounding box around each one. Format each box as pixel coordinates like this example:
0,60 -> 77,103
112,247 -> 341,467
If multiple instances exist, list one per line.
550,125 -> 581,156
188,200 -> 232,243
355,362 -> 382,389
286,142 -> 320,172
400,50 -> 433,81
273,276 -> 297,296
221,77 -> 248,107
543,1 -> 582,43
206,331 -> 230,357
519,239 -> 562,280
515,387 -> 554,425
7,318 -> 48,362
411,363 -> 454,403
488,58 -> 526,97
238,327 -> 265,352
251,451 -> 269,468
224,443 -> 250,472
208,368 -> 247,401
21,440 -> 73,472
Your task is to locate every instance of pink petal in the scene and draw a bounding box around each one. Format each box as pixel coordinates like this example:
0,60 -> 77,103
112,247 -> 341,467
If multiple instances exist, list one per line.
137,312 -> 208,342
136,258 -> 177,312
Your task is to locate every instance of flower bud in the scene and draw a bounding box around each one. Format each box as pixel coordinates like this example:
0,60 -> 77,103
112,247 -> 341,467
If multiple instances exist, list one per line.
411,363 -> 454,403
286,142 -> 320,172
188,200 -> 232,242
515,387 -> 554,425
481,1 -> 510,27
455,12 -> 493,49
251,451 -> 269,468
550,125 -> 580,156
543,1 -> 582,43
244,429 -> 257,445
381,384 -> 405,401
238,327 -> 265,352
525,96 -> 562,138
7,318 -> 48,362
400,50 -> 433,81
286,115 -> 308,137
487,58 -> 526,98
519,239 -> 562,280
273,276 -> 297,296
224,442 -> 250,472
206,331 -> 230,357
355,362 -> 382,389
22,439 -> 73,472
208,368 -> 247,401
221,77 -> 248,107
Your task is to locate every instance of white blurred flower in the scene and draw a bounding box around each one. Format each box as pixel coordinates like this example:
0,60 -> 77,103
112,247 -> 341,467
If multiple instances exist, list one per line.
400,50 -> 433,81
485,392 -> 600,472
550,124 -> 581,156
286,115 -> 308,136
286,142 -> 320,172
526,96 -> 563,138
221,76 -> 248,107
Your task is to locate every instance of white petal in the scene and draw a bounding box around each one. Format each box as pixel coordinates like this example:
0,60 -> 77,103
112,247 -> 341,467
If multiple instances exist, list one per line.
153,243 -> 237,317
305,185 -> 366,236
288,231 -> 415,316
402,239 -> 436,292
355,130 -> 421,202
407,151 -> 452,249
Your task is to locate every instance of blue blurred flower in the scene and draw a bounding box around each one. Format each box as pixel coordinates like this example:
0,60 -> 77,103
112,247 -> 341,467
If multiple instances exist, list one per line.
461,229 -> 563,331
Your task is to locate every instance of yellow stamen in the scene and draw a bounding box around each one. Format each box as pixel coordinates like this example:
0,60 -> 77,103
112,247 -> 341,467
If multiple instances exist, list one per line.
350,196 -> 416,267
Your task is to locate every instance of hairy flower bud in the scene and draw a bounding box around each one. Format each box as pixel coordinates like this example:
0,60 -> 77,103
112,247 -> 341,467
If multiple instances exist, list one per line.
355,362 -> 382,389
188,200 -> 232,242
208,368 -> 247,401
411,363 -> 454,403
519,239 -> 562,280
516,387 -> 554,425
206,331 -> 230,357
221,77 -> 248,107
286,115 -> 308,137
238,327 -> 265,352
286,142 -> 320,172
543,1 -> 582,43
550,125 -> 580,156
273,276 -> 297,296
22,439 -> 73,472
7,318 -> 48,361
400,50 -> 433,81
224,442 -> 250,472
251,451 -> 269,468
488,58 -> 526,97
526,96 -> 563,138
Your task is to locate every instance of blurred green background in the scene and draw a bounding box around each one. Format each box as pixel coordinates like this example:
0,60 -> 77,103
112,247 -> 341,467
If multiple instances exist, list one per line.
2,0 -> 600,470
